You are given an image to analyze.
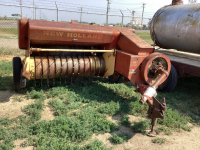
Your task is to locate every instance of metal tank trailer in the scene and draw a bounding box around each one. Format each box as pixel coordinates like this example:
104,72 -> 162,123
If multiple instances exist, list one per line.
150,0 -> 200,92
13,19 -> 171,135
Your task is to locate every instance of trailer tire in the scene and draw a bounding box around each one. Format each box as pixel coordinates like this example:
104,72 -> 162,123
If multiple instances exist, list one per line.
108,72 -> 124,83
158,65 -> 177,93
13,57 -> 22,91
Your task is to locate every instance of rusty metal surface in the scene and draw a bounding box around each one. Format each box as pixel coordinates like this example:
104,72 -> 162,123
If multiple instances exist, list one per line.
118,31 -> 154,55
99,56 -> 106,76
84,56 -> 90,76
94,57 -> 100,76
67,56 -> 73,76
18,19 -> 136,50
172,0 -> 183,5
55,56 -> 61,78
22,55 -> 107,80
115,50 -> 146,87
41,57 -> 48,79
151,3 -> 200,54
48,56 -> 55,79
78,56 -> 85,76
61,56 -> 67,77
73,57 -> 79,77
140,52 -> 171,86
89,56 -> 95,76
35,56 -> 42,79
18,19 -> 28,49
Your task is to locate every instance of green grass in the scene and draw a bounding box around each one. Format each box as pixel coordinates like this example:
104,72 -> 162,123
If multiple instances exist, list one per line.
152,138 -> 166,144
120,115 -> 131,127
109,133 -> 132,144
0,60 -> 13,91
0,28 -> 17,35
132,120 -> 151,134
135,31 -> 153,45
0,47 -> 24,56
0,35 -> 17,39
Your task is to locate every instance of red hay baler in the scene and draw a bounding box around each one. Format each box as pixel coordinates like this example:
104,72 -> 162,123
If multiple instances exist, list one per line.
14,19 -> 171,135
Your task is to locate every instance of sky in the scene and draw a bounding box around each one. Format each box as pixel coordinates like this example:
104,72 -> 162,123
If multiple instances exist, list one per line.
0,0 -> 198,24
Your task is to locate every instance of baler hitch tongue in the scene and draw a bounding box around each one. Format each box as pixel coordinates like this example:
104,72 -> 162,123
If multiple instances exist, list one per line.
147,97 -> 166,137
139,67 -> 169,136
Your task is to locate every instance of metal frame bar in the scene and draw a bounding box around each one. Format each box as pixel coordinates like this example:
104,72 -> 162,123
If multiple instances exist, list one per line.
30,48 -> 115,53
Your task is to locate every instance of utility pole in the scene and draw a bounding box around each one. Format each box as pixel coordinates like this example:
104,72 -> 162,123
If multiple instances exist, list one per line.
80,7 -> 82,24
119,10 -> 124,28
141,3 -> 146,28
33,0 -> 34,19
55,1 -> 58,22
20,0 -> 22,19
35,5 -> 37,20
106,0 -> 110,26
40,10 -> 41,20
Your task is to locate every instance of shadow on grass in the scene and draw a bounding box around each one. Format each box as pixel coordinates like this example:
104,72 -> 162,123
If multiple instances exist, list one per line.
3,74 -> 200,125
17,76 -> 139,115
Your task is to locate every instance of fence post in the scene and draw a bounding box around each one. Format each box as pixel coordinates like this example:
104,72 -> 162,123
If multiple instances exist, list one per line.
55,2 -> 58,22
80,7 -> 82,24
120,10 -> 124,28
35,6 -> 37,20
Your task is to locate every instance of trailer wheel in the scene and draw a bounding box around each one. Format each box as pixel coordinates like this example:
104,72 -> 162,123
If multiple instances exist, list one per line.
158,65 -> 178,93
108,72 -> 124,83
13,57 -> 22,91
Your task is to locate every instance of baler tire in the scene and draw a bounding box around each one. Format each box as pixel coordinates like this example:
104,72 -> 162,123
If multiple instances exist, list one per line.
158,65 -> 178,93
108,74 -> 124,83
13,57 -> 22,91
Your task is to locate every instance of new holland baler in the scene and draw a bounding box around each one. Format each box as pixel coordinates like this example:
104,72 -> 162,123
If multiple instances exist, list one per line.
14,19 -> 170,135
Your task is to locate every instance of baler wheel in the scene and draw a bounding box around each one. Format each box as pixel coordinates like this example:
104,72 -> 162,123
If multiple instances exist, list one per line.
108,72 -> 124,83
13,57 -> 22,91
158,65 -> 178,93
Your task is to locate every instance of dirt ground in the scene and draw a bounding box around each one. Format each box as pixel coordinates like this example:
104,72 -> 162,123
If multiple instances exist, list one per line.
0,56 -> 200,150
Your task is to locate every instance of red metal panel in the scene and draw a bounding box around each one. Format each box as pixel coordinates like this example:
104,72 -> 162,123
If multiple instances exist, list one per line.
115,50 -> 146,87
172,61 -> 200,77
118,31 -> 154,55
28,20 -> 113,46
18,19 -> 137,49
18,19 -> 28,49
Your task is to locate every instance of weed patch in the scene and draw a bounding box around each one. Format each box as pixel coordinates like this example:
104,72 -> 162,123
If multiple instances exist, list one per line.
157,108 -> 191,131
120,115 -> 131,127
152,138 -> 166,144
97,101 -> 120,115
132,120 -> 151,134
13,94 -> 23,102
109,133 -> 132,144
0,117 -> 17,127
49,99 -> 68,116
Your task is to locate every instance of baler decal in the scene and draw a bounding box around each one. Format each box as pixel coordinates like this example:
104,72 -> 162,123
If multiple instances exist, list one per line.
43,31 -> 102,39
43,31 -> 64,37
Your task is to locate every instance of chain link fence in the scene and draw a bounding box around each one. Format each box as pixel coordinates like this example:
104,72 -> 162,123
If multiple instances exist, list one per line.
0,3 -> 151,56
